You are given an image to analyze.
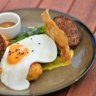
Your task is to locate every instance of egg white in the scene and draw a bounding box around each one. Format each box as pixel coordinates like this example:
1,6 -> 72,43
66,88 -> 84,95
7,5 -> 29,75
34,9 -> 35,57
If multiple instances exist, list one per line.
0,34 -> 57,90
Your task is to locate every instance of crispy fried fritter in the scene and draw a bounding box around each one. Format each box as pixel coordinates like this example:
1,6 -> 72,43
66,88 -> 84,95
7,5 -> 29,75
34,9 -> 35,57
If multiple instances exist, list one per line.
0,63 -> 43,80
0,67 -> 2,74
27,63 -> 43,81
41,10 -> 71,61
0,34 -> 9,60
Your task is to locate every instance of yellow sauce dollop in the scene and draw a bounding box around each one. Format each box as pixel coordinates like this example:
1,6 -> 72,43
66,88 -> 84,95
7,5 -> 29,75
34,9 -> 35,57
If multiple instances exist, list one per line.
42,50 -> 74,70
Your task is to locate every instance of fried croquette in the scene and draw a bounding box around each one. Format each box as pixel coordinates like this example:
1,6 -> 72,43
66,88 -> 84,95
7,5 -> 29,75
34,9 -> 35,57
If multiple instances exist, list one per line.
27,63 -> 43,81
53,16 -> 81,49
0,63 -> 43,81
0,34 -> 9,60
41,9 -> 71,61
0,67 -> 2,74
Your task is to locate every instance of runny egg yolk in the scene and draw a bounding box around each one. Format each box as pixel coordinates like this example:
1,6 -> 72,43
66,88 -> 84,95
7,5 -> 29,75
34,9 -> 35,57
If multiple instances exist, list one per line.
7,44 -> 28,64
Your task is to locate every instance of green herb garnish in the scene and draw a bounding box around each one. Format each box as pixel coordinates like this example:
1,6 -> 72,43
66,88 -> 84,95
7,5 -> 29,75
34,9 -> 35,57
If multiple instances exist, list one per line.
10,24 -> 45,44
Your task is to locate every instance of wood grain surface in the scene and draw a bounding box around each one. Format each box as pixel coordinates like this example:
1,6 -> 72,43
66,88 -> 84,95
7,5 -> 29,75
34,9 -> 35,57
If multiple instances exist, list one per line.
69,0 -> 96,31
2,0 -> 41,11
67,60 -> 96,96
0,0 -> 96,96
39,0 -> 75,12
0,0 -> 9,11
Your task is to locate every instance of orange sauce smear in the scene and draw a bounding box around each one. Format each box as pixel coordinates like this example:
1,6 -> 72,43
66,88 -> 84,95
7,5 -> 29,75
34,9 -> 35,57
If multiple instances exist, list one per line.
0,22 -> 16,28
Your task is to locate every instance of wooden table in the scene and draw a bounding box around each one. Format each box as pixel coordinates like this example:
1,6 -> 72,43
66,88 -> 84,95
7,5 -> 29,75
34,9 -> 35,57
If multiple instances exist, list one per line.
0,0 -> 96,96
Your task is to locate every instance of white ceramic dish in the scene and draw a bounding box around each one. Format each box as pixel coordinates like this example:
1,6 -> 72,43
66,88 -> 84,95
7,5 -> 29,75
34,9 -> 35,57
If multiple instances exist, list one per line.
0,12 -> 21,39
